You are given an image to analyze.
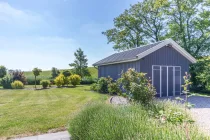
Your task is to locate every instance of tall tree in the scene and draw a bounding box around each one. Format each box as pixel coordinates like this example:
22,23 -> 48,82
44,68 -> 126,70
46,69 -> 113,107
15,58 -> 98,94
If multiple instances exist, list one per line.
0,65 -> 7,78
32,67 -> 42,89
51,67 -> 60,78
102,0 -> 167,51
167,0 -> 210,57
69,48 -> 90,78
103,0 -> 210,57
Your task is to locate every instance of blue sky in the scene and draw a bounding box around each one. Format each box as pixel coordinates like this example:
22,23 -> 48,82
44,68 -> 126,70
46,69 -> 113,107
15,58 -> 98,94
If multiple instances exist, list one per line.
0,0 -> 138,71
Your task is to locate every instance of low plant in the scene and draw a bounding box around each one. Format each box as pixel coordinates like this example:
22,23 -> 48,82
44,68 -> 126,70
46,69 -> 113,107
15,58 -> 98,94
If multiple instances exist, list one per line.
130,73 -> 156,104
97,77 -> 112,93
108,80 -> 122,95
11,80 -> 24,89
40,80 -> 50,89
69,74 -> 81,86
69,102 -> 205,140
119,68 -> 140,93
54,74 -> 65,87
1,75 -> 13,89
90,83 -> 98,91
80,76 -> 97,85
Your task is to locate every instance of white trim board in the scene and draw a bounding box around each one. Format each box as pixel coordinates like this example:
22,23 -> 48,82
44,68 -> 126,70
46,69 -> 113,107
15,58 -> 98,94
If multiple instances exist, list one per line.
94,39 -> 196,66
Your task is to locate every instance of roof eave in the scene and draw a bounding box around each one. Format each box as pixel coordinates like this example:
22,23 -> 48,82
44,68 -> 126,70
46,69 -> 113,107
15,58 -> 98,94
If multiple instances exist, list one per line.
93,58 -> 139,66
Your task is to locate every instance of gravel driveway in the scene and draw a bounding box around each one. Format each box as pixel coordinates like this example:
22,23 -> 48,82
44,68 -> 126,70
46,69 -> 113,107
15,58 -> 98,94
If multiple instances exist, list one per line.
111,95 -> 210,135
161,95 -> 210,135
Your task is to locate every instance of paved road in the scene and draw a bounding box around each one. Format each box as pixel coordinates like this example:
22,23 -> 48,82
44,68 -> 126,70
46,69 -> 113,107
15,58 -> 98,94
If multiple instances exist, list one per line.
13,131 -> 70,140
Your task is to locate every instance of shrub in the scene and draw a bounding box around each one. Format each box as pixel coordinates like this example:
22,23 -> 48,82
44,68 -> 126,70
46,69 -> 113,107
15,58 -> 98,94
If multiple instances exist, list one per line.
80,76 -> 97,85
108,80 -> 122,95
54,74 -> 65,87
90,83 -> 98,91
69,74 -> 81,86
119,68 -> 140,93
11,80 -> 24,89
1,75 -> 13,89
11,70 -> 27,84
97,77 -> 112,93
26,76 -> 42,85
40,80 -> 50,89
130,82 -> 155,104
69,102 -> 205,140
62,70 -> 71,77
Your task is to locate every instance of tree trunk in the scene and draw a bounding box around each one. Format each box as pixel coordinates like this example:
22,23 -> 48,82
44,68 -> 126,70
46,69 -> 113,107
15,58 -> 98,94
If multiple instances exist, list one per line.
35,76 -> 36,89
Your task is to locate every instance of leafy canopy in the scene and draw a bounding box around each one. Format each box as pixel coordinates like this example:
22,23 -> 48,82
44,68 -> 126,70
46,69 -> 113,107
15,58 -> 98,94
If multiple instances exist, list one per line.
32,68 -> 42,77
69,48 -> 90,77
51,67 -> 60,78
103,0 -> 210,57
0,65 -> 7,78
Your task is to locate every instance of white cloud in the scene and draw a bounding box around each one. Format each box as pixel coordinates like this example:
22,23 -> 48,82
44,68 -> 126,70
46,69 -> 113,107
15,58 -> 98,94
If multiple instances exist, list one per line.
0,2 -> 45,28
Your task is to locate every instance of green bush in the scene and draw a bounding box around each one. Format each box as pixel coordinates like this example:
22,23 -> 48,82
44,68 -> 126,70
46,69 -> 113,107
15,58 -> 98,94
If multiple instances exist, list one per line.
80,76 -> 97,85
40,80 -> 50,89
54,74 -> 65,87
69,102 -> 205,140
130,73 -> 156,104
26,76 -> 44,85
90,83 -> 98,91
1,75 -> 13,89
11,80 -> 24,89
108,80 -> 122,95
69,74 -> 81,86
119,68 -> 140,93
97,77 -> 112,93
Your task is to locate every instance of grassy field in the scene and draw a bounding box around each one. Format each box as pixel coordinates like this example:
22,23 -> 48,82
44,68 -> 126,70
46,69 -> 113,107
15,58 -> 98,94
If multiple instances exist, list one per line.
24,67 -> 98,79
0,85 -> 107,139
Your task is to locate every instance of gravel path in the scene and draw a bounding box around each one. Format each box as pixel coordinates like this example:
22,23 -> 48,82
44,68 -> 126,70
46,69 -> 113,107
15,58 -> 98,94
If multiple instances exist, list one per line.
161,95 -> 210,135
111,95 -> 210,135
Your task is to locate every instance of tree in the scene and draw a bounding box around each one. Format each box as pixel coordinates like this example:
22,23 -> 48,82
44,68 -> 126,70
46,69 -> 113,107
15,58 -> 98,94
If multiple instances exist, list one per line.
69,48 -> 90,78
167,0 -> 210,57
32,67 -> 42,89
51,67 -> 60,78
103,0 -> 210,57
0,65 -> 7,78
62,70 -> 71,77
12,70 -> 27,84
102,0 -> 167,51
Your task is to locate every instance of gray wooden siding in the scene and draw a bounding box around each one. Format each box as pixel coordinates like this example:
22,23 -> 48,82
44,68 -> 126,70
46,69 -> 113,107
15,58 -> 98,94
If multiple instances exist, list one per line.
98,61 -> 141,80
140,45 -> 191,95
140,45 -> 191,81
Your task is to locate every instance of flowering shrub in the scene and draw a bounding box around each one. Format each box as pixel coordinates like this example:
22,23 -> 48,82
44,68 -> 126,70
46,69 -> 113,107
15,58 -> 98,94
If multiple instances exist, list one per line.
119,68 -> 156,104
108,80 -> 122,95
118,68 -> 140,93
69,74 -> 81,86
11,80 -> 24,89
130,73 -> 156,104
54,74 -> 65,87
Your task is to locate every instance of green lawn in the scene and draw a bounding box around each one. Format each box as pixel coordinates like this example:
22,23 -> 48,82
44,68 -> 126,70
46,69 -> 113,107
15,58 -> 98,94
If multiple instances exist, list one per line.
0,85 -> 107,139
24,67 -> 98,79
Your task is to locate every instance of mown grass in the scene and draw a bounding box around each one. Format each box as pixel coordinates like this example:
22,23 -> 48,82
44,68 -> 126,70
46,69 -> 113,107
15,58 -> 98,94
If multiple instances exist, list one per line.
24,67 -> 98,80
69,101 -> 207,140
0,85 -> 107,139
